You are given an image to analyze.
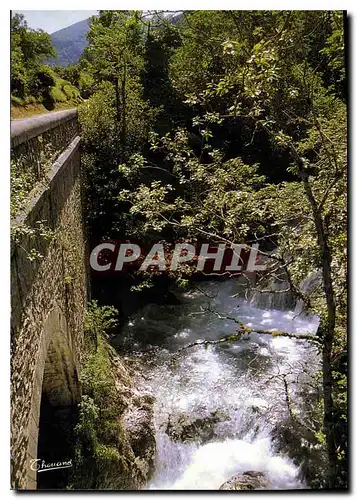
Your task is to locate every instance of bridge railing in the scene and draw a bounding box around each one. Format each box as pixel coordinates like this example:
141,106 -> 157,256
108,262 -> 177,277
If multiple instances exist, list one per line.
11,110 -> 81,339
11,109 -> 79,184
11,110 -> 87,490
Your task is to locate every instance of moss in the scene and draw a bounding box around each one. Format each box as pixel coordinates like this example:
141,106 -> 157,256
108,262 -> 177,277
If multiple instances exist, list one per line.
25,95 -> 38,104
70,336 -> 128,489
63,83 -> 81,100
69,301 -> 155,490
49,86 -> 67,103
70,302 -> 130,489
11,95 -> 24,106
95,443 -> 120,462
49,74 -> 81,105
11,66 -> 82,115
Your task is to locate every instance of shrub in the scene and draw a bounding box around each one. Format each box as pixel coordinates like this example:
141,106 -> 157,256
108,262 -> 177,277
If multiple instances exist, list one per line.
69,302 -> 125,489
11,77 -> 27,98
84,300 -> 118,347
27,65 -> 55,98
24,95 -> 37,104
49,85 -> 67,103
10,157 -> 37,216
78,71 -> 95,99
36,66 -> 56,88
11,95 -> 24,106
63,83 -> 81,100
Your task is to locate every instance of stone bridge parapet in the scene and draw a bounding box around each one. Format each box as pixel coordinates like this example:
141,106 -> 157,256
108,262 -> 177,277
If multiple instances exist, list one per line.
11,110 -> 88,490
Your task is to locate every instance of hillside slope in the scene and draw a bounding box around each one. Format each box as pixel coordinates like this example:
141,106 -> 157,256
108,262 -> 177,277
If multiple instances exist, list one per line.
49,12 -> 183,67
50,18 -> 91,66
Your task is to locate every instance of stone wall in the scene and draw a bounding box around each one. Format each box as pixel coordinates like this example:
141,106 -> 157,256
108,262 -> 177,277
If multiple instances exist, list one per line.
10,111 -> 88,489
11,109 -> 78,182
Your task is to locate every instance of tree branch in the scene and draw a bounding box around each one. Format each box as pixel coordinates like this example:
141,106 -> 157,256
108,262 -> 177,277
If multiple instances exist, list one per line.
177,308 -> 321,353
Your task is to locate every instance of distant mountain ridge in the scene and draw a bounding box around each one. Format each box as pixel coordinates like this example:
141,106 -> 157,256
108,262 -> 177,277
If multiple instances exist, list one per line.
49,17 -> 92,67
49,12 -> 183,67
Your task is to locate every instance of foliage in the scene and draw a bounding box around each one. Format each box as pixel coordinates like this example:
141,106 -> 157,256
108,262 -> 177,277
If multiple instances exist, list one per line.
78,12 -> 158,241
10,159 -> 37,218
11,220 -> 56,262
84,299 -> 118,349
11,13 -> 56,97
79,9 -> 347,489
11,137 -> 62,218
70,302 -> 126,489
11,13 -> 82,110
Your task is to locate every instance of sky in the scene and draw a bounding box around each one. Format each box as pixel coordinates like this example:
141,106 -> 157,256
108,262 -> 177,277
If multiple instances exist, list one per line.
13,10 -> 98,34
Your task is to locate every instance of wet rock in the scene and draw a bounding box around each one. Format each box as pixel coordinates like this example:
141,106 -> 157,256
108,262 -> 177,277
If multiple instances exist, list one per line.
150,291 -> 180,306
271,423 -> 327,489
165,409 -> 230,444
121,394 -> 156,479
92,344 -> 156,490
219,471 -> 271,490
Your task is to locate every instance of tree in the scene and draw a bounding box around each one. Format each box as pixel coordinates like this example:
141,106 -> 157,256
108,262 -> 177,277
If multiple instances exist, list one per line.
142,17 -> 185,134
85,11 -> 145,160
11,13 -> 56,97
118,11 -> 347,488
79,10 -> 347,488
79,11 -> 157,242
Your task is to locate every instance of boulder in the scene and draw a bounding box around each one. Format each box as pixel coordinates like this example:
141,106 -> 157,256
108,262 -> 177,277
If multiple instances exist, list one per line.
121,394 -> 156,479
165,409 -> 230,444
219,471 -> 271,490
93,345 -> 156,490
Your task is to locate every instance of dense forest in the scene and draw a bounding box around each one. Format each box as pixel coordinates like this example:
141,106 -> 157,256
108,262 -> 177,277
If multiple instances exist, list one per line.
11,10 -> 347,490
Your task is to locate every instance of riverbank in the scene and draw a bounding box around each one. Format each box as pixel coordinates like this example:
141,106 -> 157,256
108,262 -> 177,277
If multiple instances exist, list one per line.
67,303 -> 156,490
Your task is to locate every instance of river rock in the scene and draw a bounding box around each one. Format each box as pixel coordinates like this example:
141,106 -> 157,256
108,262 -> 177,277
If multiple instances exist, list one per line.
219,471 -> 271,490
165,409 -> 230,444
121,394 -> 156,479
92,344 -> 156,490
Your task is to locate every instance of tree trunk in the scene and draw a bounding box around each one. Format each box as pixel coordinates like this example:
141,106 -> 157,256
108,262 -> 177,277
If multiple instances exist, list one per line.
114,76 -> 121,129
120,62 -> 127,161
292,149 -> 337,488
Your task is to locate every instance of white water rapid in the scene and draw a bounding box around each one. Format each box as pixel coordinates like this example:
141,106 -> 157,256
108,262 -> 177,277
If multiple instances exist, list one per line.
116,279 -> 321,490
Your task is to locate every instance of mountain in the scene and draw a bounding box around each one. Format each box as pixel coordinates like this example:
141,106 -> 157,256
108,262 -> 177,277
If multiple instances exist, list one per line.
49,18 -> 92,67
49,12 -> 183,67
165,12 -> 183,25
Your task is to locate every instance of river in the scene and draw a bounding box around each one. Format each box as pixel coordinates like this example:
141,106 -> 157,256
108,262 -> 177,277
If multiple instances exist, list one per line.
114,278 -> 321,490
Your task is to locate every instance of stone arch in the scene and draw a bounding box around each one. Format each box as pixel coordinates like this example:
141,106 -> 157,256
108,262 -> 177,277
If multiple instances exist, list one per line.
25,306 -> 80,489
